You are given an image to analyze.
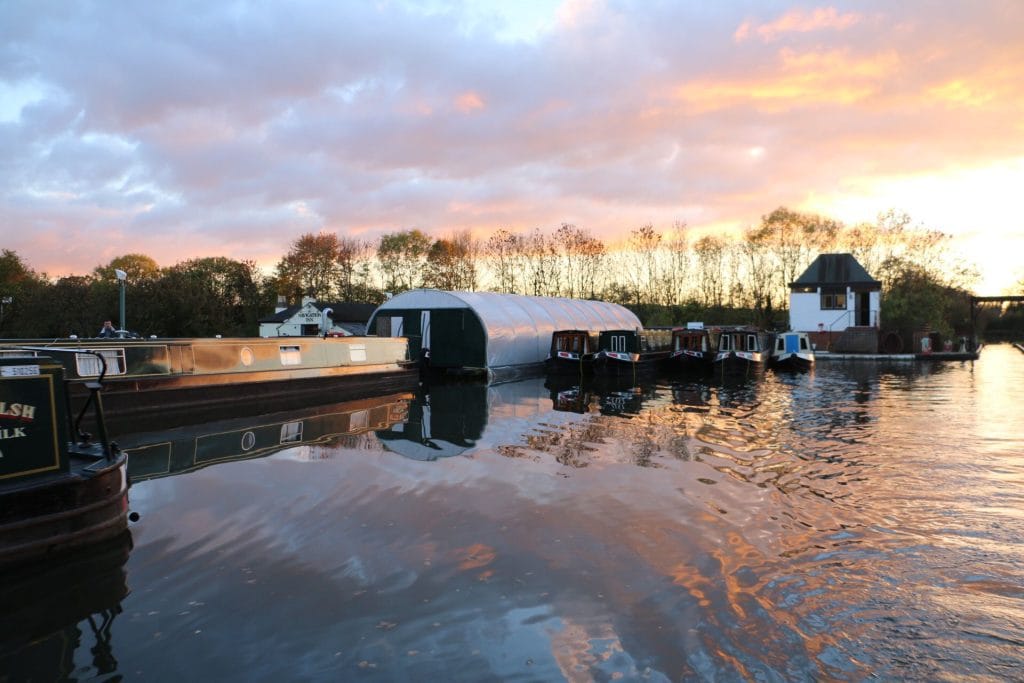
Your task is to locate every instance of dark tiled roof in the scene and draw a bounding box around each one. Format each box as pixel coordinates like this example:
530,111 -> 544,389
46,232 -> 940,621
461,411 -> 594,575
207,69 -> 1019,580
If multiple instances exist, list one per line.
791,254 -> 880,287
258,301 -> 378,324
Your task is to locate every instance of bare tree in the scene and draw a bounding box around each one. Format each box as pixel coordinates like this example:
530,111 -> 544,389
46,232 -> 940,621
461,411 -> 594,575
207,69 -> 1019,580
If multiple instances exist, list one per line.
555,224 -> 605,299
485,229 -> 523,293
523,228 -> 560,297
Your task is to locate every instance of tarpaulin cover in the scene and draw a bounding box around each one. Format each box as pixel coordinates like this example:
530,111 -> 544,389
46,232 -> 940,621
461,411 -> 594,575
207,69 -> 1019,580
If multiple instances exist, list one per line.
372,290 -> 641,369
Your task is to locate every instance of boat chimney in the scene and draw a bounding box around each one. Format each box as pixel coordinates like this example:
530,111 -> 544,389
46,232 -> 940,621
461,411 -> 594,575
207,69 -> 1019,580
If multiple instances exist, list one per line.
320,308 -> 333,337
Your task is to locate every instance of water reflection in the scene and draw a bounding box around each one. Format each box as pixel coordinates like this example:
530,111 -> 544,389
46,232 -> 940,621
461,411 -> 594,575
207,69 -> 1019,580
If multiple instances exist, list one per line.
20,346 -> 1022,681
121,392 -> 414,480
0,531 -> 133,680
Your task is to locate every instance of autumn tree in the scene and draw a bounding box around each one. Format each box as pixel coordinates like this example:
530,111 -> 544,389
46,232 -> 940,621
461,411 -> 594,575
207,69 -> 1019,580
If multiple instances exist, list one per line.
275,232 -> 345,301
0,250 -> 46,335
693,236 -> 726,308
424,231 -> 478,291
93,253 -> 161,284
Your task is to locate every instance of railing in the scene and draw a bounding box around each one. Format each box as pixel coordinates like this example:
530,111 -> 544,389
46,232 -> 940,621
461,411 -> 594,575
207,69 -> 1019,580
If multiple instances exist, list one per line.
13,345 -> 115,460
825,310 -> 854,350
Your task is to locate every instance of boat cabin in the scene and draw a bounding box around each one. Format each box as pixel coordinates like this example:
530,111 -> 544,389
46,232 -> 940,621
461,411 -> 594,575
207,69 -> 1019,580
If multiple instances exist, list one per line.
599,328 -> 673,355
551,330 -> 598,358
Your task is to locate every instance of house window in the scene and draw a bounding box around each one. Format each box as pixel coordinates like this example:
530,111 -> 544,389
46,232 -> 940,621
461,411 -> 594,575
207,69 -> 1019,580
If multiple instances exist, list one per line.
820,289 -> 847,310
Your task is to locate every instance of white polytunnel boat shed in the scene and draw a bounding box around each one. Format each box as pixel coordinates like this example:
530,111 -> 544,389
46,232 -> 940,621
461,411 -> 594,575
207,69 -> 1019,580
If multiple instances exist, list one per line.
368,290 -> 641,379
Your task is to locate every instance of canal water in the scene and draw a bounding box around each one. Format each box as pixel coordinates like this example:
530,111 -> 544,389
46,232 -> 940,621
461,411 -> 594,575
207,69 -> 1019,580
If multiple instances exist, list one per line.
4,345 -> 1023,681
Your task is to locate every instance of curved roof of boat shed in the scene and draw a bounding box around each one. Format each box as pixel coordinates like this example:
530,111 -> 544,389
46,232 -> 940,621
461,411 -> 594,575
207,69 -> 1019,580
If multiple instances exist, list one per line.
371,289 -> 641,370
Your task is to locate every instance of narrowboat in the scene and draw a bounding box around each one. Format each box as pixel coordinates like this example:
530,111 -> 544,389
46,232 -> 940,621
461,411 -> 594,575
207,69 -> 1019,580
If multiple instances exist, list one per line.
712,326 -> 770,373
595,328 -> 673,375
546,329 -> 601,375
668,326 -> 716,371
768,331 -> 815,372
0,351 -> 129,568
1,336 -> 418,432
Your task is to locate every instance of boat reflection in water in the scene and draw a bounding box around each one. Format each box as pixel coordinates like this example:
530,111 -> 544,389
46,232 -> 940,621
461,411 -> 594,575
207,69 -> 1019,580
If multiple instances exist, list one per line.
545,374 -> 661,417
121,392 -> 415,481
0,530 -> 133,681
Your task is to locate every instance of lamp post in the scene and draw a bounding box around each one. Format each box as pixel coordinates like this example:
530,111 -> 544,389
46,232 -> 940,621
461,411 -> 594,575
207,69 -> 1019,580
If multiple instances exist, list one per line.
0,296 -> 11,333
115,269 -> 127,333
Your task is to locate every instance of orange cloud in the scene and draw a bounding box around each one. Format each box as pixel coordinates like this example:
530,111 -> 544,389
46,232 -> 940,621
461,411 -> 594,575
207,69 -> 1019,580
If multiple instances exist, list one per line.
671,48 -> 899,112
455,91 -> 485,113
735,7 -> 862,42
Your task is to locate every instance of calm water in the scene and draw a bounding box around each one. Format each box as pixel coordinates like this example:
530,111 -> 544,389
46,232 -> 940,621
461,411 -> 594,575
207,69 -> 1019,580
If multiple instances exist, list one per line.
4,345 -> 1024,681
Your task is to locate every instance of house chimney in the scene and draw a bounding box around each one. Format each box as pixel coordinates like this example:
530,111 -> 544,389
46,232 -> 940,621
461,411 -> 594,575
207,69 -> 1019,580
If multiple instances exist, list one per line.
275,295 -> 287,314
302,295 -> 315,307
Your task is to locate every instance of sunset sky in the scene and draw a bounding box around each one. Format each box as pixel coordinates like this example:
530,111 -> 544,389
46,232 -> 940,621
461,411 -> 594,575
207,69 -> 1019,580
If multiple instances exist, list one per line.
2,1 -> 1022,294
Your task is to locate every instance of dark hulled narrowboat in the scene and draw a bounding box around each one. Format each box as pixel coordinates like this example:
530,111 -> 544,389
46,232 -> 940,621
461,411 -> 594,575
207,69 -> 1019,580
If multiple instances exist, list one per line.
0,352 -> 129,568
596,328 -> 673,375
546,329 -> 601,375
712,326 -> 770,373
669,326 -> 716,371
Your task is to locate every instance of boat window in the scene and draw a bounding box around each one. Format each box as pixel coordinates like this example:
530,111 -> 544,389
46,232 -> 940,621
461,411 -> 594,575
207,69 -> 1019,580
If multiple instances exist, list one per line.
76,348 -> 127,376
350,410 -> 369,431
800,336 -> 809,350
747,335 -> 756,351
572,337 -> 581,352
280,421 -> 303,443
611,335 -> 626,352
279,345 -> 302,366
720,335 -> 731,351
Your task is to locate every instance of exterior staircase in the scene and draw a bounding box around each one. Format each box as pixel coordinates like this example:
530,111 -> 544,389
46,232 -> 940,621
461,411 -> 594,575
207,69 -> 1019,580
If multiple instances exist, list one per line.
831,326 -> 879,353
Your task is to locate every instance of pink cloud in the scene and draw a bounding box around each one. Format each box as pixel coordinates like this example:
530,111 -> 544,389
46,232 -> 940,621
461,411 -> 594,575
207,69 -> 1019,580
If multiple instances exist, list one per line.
735,7 -> 862,43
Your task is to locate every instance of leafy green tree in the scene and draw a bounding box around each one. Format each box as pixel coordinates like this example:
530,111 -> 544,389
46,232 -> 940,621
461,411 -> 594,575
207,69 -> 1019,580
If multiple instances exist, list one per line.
378,229 -> 431,293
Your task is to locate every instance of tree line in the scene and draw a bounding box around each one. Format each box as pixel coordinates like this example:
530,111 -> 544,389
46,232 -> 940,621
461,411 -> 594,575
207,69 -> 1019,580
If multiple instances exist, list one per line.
0,206 -> 1015,341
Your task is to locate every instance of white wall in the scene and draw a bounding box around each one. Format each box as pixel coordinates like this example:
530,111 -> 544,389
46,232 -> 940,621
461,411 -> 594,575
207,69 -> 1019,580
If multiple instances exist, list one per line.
789,288 -> 881,332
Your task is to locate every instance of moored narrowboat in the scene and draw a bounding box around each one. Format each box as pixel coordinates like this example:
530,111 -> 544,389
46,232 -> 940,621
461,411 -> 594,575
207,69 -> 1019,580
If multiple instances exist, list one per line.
1,336 -> 418,432
769,331 -> 815,371
712,326 -> 770,373
596,328 -> 673,375
0,352 -> 129,568
669,326 -> 716,371
546,329 -> 601,375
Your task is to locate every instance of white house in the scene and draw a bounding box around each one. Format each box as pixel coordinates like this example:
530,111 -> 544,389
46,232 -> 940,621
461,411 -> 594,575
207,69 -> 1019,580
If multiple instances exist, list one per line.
789,254 -> 881,349
258,297 -> 377,338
